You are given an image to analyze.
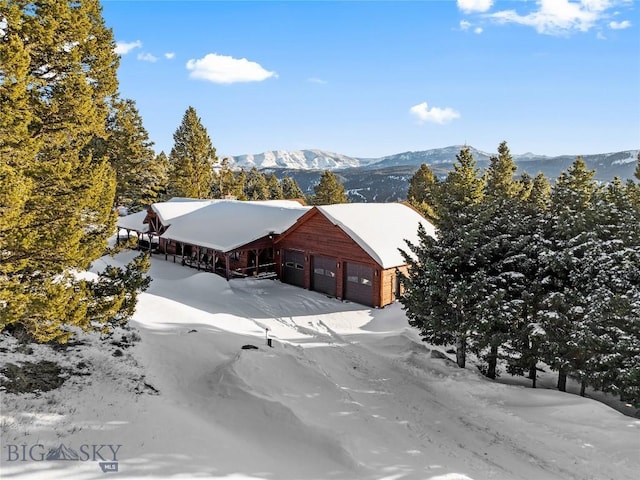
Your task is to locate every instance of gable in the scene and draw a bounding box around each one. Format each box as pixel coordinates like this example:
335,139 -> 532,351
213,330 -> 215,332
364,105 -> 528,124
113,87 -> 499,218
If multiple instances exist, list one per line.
275,209 -> 377,266
316,203 -> 435,269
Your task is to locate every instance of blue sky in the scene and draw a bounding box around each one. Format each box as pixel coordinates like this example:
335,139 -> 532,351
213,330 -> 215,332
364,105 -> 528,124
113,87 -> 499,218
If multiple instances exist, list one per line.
101,0 -> 640,159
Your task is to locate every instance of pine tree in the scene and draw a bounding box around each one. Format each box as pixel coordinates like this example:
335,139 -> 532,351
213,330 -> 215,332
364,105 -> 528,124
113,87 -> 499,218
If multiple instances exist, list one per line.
401,147 -> 485,368
245,167 -> 270,200
168,106 -> 217,198
0,1 -> 39,330
212,158 -> 239,199
266,173 -> 284,200
543,157 -> 599,392
93,98 -> 164,211
407,163 -> 440,222
0,0 -> 148,343
281,176 -> 304,199
234,169 -> 248,200
85,253 -> 151,331
148,151 -> 171,205
472,141 -> 523,379
571,179 -> 640,402
437,147 -> 484,231
629,153 -> 640,215
527,173 -> 552,209
312,170 -> 348,205
485,141 -> 519,199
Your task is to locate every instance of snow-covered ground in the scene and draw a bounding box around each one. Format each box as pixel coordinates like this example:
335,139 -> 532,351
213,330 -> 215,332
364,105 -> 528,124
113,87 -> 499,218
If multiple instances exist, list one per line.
1,250 -> 639,479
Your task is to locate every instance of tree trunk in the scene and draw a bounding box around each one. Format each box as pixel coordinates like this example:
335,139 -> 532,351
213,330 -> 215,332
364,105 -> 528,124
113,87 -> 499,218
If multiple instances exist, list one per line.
486,344 -> 498,379
529,364 -> 537,388
580,379 -> 587,397
557,369 -> 567,392
456,337 -> 466,368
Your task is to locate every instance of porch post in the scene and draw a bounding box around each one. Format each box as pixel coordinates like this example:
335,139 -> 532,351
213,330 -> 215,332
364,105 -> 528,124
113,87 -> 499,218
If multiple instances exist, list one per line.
255,248 -> 260,276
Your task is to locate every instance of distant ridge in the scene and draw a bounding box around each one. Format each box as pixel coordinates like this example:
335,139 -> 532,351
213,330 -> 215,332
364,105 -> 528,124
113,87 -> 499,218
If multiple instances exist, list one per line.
226,146 -> 638,204
228,146 -> 638,173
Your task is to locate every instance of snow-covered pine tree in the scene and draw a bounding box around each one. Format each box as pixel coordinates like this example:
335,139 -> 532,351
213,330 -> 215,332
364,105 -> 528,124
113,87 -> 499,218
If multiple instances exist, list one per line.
543,157 -> 600,392
502,173 -> 551,388
245,167 -> 270,200
266,173 -> 284,200
470,141 -> 522,379
573,179 -> 640,403
470,141 -> 551,382
281,176 -> 305,199
401,147 -> 484,368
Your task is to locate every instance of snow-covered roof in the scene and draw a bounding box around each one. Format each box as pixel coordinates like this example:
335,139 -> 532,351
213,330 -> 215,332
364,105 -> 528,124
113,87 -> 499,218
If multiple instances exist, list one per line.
116,210 -> 149,233
160,200 -> 310,252
152,198 -> 306,227
317,203 -> 436,269
151,198 -> 219,226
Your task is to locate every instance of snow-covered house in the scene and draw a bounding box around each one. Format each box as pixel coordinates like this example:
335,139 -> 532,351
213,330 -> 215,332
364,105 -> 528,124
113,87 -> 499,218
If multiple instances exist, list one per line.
115,198 -> 217,251
145,197 -> 218,235
116,209 -> 151,246
274,203 -> 436,307
156,200 -> 310,278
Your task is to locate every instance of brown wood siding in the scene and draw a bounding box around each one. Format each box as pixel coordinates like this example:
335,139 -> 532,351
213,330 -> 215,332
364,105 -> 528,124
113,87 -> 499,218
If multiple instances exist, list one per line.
380,268 -> 397,307
276,210 -> 387,306
277,212 -> 375,265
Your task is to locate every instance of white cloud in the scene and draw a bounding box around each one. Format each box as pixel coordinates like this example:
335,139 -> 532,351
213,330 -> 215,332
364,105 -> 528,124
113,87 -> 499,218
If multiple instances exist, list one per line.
137,52 -> 158,63
307,77 -> 327,84
474,27 -> 484,34
165,52 -> 176,59
457,0 -> 494,13
460,20 -> 472,30
609,19 -> 631,29
410,102 -> 461,125
488,0 -> 629,35
114,40 -> 142,55
186,53 -> 277,84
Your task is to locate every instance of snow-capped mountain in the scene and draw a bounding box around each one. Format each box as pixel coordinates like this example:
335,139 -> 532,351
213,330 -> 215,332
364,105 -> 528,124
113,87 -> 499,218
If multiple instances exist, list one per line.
360,145 -> 494,169
228,149 -> 377,170
253,148 -> 638,204
228,146 -> 638,173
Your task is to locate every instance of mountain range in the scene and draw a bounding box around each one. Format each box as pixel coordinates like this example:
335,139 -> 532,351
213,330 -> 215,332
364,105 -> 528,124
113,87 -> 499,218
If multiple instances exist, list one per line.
228,146 -> 639,203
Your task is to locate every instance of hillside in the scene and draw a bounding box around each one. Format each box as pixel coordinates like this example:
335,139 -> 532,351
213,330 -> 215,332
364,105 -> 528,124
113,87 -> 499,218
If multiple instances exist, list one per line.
1,251 -> 638,479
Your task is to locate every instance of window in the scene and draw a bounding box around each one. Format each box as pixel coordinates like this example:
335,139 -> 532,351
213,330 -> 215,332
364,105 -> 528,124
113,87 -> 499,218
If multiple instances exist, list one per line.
346,263 -> 373,286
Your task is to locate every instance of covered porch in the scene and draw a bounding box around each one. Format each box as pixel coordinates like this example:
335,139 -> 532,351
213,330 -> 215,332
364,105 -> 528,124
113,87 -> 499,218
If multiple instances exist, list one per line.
158,235 -> 277,280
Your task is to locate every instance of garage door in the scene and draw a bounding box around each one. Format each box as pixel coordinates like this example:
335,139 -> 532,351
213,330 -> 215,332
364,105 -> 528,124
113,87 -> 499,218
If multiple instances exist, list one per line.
283,250 -> 305,287
312,255 -> 337,297
344,262 -> 374,306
